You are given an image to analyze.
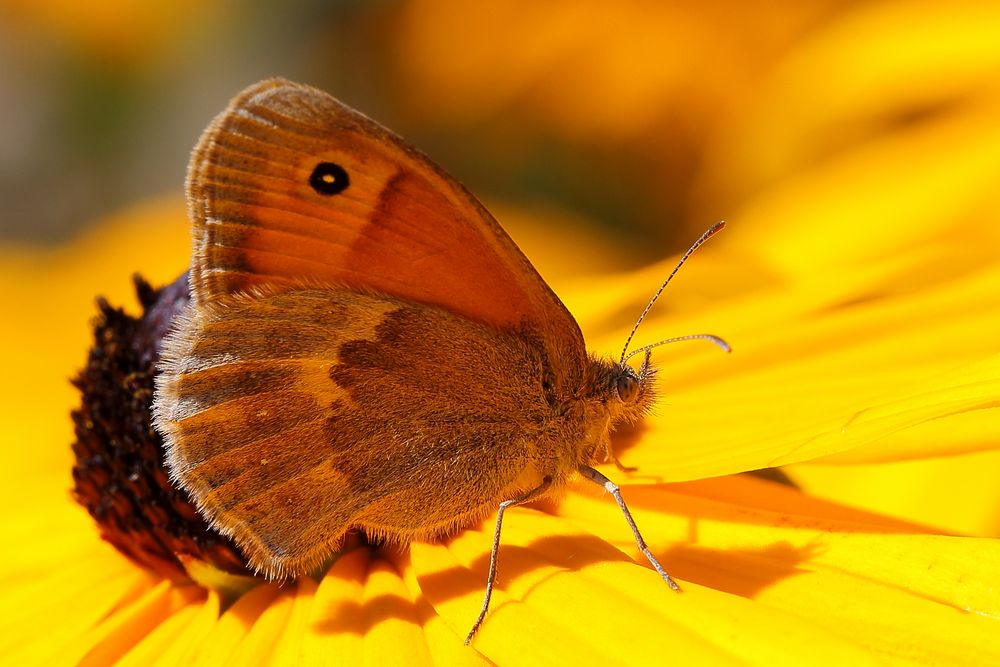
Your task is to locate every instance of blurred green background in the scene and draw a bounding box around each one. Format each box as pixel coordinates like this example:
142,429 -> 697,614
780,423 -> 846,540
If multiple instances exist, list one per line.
1,1 -> 410,242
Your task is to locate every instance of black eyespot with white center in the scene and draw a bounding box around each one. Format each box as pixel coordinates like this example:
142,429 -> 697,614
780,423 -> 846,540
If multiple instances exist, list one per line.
309,162 -> 350,195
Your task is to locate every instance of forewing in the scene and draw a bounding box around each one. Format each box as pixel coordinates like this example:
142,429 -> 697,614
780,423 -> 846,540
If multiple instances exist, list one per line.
187,78 -> 586,388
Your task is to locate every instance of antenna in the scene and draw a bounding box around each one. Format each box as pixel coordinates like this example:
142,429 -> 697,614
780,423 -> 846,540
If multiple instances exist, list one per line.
619,221 -> 726,364
623,334 -> 731,364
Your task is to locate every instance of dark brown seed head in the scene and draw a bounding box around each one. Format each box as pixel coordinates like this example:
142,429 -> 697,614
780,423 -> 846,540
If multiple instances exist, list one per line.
70,273 -> 251,581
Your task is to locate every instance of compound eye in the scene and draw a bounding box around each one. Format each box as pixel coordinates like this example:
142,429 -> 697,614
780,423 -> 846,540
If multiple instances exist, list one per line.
616,374 -> 639,403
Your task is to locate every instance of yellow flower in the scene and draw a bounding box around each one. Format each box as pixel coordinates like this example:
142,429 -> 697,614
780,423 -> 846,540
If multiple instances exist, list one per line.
2,2 -> 999,665
1,188 -> 997,665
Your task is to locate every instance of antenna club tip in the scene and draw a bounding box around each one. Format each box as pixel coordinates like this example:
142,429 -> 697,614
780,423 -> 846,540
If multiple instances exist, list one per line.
707,335 -> 732,354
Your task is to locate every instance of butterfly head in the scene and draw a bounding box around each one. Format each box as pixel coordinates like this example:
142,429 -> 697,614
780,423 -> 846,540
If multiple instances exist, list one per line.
609,348 -> 657,425
571,351 -> 657,467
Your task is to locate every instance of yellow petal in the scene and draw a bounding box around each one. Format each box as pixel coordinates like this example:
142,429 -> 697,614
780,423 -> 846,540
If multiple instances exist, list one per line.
54,581 -> 198,666
412,473 -> 997,665
360,558 -> 431,665
222,587 -> 298,667
0,550 -> 153,664
115,591 -> 219,667
787,446 -> 1000,538
300,549 -> 370,661
575,240 -> 998,479
186,584 -> 284,666
555,476 -> 1000,664
266,578 -> 318,666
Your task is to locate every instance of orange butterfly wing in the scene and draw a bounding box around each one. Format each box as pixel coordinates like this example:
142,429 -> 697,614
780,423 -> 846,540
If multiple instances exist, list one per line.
155,288 -> 562,578
187,78 -> 584,373
156,79 -> 593,577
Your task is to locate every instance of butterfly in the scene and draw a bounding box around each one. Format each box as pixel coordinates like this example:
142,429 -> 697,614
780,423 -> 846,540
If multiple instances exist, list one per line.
152,78 -> 727,642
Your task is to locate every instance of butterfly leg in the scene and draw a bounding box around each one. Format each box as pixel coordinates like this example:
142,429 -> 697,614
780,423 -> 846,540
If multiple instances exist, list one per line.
465,476 -> 553,645
578,465 -> 681,591
608,348 -> 649,475
610,453 -> 638,474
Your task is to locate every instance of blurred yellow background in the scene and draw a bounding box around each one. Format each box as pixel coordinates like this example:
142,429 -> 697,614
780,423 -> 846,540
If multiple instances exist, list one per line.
16,0 -> 998,254
5,1 -> 1000,268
